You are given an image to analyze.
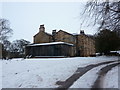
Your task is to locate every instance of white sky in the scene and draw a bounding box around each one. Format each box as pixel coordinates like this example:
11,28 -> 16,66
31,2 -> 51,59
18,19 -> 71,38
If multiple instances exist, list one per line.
1,1 -> 98,43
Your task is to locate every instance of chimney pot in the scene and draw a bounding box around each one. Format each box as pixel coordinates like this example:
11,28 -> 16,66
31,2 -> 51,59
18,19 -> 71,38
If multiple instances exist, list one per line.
52,30 -> 56,42
39,24 -> 45,32
52,30 -> 56,35
80,30 -> 85,34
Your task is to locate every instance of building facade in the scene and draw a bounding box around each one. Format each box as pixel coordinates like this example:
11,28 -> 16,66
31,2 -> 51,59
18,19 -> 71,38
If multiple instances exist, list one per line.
26,25 -> 95,57
34,25 -> 53,43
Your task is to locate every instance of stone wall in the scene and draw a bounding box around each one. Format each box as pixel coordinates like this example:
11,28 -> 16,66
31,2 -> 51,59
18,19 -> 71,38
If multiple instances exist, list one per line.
34,31 -> 52,44
55,30 -> 76,56
55,30 -> 76,45
77,34 -> 95,56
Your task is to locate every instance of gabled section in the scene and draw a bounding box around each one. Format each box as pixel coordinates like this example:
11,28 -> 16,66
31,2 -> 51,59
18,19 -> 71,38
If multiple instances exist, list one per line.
34,25 -> 52,44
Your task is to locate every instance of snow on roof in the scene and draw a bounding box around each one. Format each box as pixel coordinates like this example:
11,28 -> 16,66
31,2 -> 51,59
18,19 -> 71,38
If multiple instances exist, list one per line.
45,32 -> 52,36
72,33 -> 79,35
27,42 -> 74,47
110,51 -> 120,54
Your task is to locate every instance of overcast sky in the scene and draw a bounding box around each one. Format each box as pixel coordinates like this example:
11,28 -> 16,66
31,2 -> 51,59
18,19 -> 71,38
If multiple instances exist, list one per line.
1,1 -> 98,43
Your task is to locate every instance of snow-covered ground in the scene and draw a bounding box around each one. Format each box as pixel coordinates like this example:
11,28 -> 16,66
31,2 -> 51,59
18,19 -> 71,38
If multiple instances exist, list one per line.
103,66 -> 119,88
1,56 -> 119,88
70,64 -> 107,88
70,62 -> 119,88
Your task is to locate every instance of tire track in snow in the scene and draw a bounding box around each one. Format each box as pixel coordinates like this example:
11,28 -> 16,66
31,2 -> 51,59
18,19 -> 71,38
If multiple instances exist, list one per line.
91,62 -> 120,89
56,60 -> 119,89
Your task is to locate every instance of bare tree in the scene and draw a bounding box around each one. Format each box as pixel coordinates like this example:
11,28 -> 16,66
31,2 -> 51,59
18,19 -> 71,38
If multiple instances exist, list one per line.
0,19 -> 13,43
82,0 -> 120,33
9,39 -> 30,54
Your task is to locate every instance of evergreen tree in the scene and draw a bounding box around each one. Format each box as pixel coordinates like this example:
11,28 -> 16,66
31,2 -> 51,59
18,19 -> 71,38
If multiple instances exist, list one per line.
95,29 -> 120,54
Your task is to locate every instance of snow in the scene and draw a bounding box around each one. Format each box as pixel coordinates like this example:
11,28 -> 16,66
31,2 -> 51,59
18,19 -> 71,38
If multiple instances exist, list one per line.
1,56 -> 119,88
72,33 -> 79,35
103,66 -> 119,88
117,51 -> 120,54
70,65 -> 104,88
110,50 -> 120,54
27,42 -> 74,47
70,62 -> 118,88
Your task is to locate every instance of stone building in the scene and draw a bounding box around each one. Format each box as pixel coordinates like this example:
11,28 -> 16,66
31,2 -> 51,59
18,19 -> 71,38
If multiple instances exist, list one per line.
26,24 -> 95,57
76,31 -> 95,56
34,25 -> 53,43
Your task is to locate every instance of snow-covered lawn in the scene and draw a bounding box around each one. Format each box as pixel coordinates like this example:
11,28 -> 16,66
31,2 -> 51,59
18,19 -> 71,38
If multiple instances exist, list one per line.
1,56 -> 119,88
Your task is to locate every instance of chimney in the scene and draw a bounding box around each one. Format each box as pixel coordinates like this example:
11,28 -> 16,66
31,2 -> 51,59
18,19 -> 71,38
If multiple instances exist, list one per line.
52,30 -> 56,36
80,30 -> 85,34
39,24 -> 45,32
52,30 -> 56,42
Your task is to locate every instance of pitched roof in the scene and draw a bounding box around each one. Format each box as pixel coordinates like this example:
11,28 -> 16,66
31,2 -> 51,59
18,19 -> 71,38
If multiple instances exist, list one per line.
34,31 -> 52,37
57,30 -> 74,36
45,32 -> 52,36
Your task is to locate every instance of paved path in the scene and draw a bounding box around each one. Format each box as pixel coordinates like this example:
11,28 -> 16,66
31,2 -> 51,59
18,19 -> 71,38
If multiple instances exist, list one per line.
56,60 -> 119,89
